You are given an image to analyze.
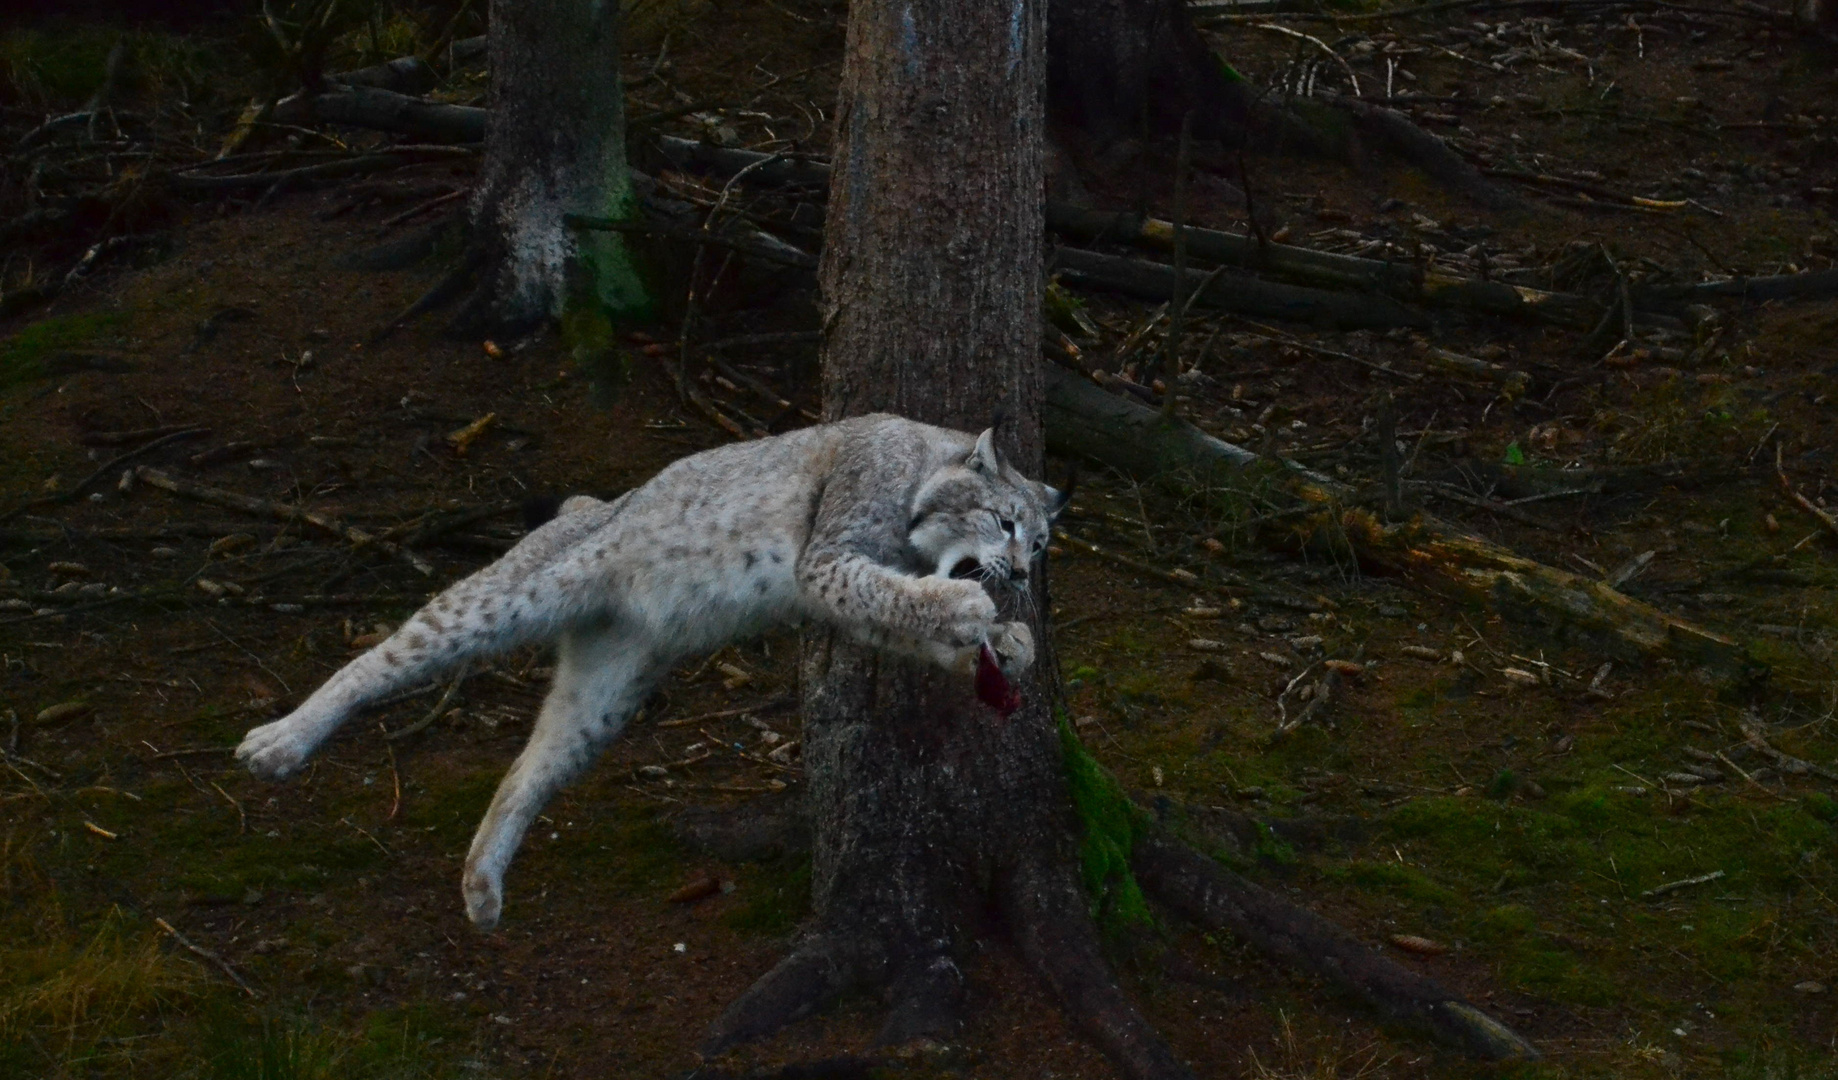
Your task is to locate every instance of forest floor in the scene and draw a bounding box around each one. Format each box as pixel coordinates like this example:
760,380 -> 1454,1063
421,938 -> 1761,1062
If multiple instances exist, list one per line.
3,2 -> 1838,1078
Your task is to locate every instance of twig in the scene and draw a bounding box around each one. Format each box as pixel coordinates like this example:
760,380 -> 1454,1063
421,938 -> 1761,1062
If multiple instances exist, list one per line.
1640,869 -> 1724,899
1251,22 -> 1363,94
340,816 -> 393,856
379,187 -> 465,230
154,917 -> 260,997
209,780 -> 247,834
655,698 -> 795,728
1716,749 -> 1788,801
384,738 -> 402,821
1775,444 -> 1838,546
381,670 -> 466,740
151,746 -> 235,759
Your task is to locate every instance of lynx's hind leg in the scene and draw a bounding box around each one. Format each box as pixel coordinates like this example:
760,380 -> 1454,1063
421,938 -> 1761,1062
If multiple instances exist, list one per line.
237,504 -> 620,780
463,622 -> 659,929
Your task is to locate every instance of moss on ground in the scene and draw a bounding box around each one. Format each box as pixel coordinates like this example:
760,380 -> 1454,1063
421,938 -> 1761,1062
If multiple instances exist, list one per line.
1061,716 -> 1153,930
0,311 -> 124,390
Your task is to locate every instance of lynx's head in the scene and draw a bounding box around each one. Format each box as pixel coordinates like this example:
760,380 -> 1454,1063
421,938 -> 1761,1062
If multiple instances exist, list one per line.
907,427 -> 1070,583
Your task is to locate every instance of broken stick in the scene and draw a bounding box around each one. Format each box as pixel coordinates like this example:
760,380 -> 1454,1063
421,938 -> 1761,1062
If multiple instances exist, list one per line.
1774,444 -> 1838,546
134,467 -> 433,576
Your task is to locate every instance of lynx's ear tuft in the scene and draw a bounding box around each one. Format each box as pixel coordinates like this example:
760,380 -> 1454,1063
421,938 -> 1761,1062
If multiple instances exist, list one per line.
967,427 -> 1002,478
1043,484 -> 1072,521
1053,463 -> 1078,519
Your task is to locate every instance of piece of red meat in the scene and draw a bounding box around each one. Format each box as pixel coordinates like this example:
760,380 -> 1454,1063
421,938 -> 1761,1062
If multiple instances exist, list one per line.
975,643 -> 1023,717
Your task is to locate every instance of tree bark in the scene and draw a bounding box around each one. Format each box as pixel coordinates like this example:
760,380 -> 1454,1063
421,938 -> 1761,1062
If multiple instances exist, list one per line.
700,0 -> 1191,1076
458,0 -> 649,335
1047,0 -> 1251,144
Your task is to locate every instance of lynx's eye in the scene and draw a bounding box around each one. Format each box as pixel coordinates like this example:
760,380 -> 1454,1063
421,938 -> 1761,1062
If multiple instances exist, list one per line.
1000,518 -> 1016,536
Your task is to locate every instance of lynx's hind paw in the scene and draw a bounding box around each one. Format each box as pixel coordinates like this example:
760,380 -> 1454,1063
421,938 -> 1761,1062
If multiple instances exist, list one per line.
463,871 -> 503,931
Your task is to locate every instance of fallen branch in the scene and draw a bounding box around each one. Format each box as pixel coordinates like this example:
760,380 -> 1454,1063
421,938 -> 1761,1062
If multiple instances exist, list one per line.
1636,268 -> 1838,310
1482,167 -> 1688,211
1419,346 -> 1531,398
1738,710 -> 1838,783
1054,246 -> 1429,330
0,427 -> 209,523
1042,366 -> 1758,677
168,146 -> 475,191
566,213 -> 817,269
655,134 -> 834,187
272,85 -> 486,143
133,467 -> 433,576
1132,830 -> 1538,1059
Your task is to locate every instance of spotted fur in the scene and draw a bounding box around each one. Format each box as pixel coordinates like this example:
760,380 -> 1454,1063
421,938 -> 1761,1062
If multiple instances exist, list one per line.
235,414 -> 1065,929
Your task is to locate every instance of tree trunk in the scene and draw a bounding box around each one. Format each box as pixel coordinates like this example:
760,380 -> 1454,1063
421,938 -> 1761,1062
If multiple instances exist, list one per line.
1047,0 -> 1251,144
699,0 -> 1193,1077
1796,0 -> 1834,29
458,0 -> 649,335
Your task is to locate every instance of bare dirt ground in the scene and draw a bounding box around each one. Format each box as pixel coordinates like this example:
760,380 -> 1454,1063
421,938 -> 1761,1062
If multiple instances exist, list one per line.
3,2 -> 1838,1078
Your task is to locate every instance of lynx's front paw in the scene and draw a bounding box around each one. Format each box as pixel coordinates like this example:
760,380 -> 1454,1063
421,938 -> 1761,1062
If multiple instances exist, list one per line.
235,716 -> 320,780
988,621 -> 1035,674
927,578 -> 997,647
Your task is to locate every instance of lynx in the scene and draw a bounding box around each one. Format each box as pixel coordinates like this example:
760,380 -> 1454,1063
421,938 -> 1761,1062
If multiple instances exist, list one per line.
235,414 -> 1066,929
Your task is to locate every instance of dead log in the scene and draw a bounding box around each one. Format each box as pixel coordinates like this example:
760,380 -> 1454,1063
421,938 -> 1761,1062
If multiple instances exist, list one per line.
1053,247 -> 1429,330
1635,268 -> 1838,310
1132,830 -> 1539,1060
328,55 -> 438,94
271,85 -> 486,143
1042,366 -> 1759,678
1046,205 -> 1602,329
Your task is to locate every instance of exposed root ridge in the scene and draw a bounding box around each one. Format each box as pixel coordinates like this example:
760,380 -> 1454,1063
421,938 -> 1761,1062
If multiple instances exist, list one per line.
1006,858 -> 1197,1080
875,952 -> 965,1046
700,936 -> 855,1057
370,244 -> 486,343
1131,831 -> 1540,1061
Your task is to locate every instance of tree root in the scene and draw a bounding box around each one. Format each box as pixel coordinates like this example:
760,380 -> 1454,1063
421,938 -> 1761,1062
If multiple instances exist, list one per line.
1131,831 -> 1540,1061
876,952 -> 965,1046
1334,97 -> 1529,214
701,937 -> 855,1057
370,243 -> 487,343
1006,858 -> 1197,1080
